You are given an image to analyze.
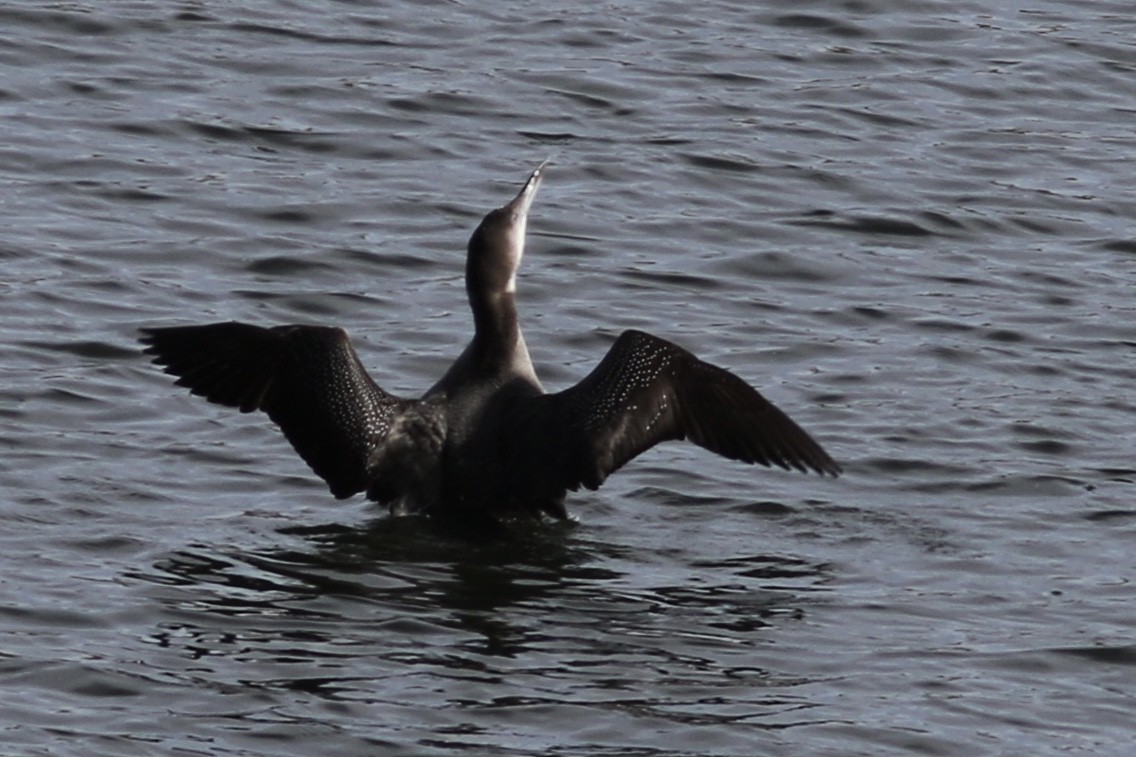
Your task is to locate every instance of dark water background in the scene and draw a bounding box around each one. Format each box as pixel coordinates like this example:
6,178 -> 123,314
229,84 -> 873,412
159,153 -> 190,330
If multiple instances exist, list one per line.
3,1 -> 1135,755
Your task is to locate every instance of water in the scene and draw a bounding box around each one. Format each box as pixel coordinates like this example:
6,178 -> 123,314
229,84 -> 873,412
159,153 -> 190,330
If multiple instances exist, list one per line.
2,1 -> 1135,754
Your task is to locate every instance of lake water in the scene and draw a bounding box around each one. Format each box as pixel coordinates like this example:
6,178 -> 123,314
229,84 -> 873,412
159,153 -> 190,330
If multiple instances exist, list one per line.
2,1 -> 1135,755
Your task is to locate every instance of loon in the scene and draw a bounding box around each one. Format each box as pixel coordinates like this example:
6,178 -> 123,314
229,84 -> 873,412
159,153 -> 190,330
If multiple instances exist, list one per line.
141,162 -> 840,522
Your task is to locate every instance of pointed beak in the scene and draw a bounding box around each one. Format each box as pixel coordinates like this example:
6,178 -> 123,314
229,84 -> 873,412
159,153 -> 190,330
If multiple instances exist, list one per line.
505,159 -> 549,216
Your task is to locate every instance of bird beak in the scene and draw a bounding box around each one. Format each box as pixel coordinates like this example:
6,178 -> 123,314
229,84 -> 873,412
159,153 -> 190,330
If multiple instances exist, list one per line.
506,159 -> 549,216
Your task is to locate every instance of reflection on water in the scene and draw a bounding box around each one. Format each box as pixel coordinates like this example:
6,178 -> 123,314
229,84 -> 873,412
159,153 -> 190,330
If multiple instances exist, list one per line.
134,512 -> 830,659
115,514 -> 839,753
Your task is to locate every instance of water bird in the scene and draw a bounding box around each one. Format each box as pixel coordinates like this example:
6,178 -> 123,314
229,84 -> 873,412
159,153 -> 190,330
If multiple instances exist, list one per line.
141,162 -> 840,523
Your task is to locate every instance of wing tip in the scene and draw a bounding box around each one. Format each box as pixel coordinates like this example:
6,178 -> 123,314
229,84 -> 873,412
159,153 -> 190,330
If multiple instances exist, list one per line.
813,458 -> 843,477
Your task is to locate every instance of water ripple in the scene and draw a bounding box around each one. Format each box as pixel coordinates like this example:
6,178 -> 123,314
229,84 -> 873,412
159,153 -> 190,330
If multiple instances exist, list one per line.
3,2 -> 1136,756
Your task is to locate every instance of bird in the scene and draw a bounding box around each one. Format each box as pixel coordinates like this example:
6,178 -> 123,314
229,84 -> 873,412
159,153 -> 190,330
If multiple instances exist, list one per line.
140,162 -> 840,524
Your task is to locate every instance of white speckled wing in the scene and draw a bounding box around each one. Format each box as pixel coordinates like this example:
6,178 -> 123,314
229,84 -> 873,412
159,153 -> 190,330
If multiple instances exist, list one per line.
526,330 -> 841,495
141,322 -> 405,499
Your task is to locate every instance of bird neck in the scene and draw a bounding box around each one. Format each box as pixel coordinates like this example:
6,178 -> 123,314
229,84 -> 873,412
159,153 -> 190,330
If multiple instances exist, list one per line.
468,286 -> 525,364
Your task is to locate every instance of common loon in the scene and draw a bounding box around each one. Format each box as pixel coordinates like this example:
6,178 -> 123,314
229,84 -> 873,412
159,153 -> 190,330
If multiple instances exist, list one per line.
141,162 -> 840,521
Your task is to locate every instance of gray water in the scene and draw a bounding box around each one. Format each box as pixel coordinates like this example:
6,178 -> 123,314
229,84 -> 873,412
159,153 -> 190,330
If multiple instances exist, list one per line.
2,1 -> 1135,755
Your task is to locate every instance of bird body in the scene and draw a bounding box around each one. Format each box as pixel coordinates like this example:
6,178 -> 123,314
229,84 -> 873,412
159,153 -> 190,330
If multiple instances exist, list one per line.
142,163 -> 839,523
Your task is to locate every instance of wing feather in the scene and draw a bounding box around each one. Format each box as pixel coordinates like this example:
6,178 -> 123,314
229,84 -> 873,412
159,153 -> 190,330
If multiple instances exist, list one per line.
525,330 -> 840,494
140,322 -> 403,498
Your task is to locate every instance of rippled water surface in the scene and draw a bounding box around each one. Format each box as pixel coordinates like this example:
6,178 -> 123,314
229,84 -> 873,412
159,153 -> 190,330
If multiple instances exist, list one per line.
3,1 -> 1135,755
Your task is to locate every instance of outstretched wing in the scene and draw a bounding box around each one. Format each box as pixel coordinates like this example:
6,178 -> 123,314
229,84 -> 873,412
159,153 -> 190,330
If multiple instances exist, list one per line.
524,330 -> 840,494
140,322 -> 404,498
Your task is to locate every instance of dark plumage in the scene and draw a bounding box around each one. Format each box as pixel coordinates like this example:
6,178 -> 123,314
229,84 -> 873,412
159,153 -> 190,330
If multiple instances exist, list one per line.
141,163 -> 840,521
